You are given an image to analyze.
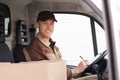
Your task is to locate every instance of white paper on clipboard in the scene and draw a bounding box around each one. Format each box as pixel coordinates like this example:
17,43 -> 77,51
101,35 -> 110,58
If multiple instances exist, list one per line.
88,50 -> 107,65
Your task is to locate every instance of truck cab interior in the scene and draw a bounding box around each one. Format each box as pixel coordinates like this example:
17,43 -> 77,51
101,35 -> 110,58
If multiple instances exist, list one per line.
0,0 -> 112,80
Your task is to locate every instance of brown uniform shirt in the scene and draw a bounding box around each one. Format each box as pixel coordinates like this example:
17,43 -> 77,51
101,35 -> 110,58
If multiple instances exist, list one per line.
23,34 -> 73,80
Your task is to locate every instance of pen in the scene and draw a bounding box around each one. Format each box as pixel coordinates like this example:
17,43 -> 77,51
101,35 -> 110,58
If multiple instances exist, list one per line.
80,56 -> 84,60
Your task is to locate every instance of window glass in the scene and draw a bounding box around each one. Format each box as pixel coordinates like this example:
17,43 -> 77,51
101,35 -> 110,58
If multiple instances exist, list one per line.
91,0 -> 102,10
95,22 -> 107,53
4,17 -> 10,35
52,14 -> 94,66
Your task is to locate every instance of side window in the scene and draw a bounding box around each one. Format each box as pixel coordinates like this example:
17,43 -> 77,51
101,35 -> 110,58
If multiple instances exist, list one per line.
95,22 -> 107,53
52,14 -> 94,65
5,17 -> 10,36
0,3 -> 11,37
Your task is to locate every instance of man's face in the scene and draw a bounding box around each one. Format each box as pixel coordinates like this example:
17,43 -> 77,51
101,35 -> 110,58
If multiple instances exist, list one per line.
37,19 -> 54,38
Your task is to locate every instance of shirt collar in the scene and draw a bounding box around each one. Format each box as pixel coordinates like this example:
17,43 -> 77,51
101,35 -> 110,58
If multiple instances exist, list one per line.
37,33 -> 55,47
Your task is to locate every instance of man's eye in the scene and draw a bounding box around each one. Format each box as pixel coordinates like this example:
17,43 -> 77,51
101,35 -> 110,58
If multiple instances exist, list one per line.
51,22 -> 54,25
43,22 -> 47,24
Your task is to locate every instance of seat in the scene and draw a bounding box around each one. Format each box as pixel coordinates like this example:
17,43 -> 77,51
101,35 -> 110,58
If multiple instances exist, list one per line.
13,45 -> 27,62
0,42 -> 14,62
13,20 -> 30,63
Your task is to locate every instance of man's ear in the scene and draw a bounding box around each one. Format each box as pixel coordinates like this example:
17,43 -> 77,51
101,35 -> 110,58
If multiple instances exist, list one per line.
35,22 -> 39,28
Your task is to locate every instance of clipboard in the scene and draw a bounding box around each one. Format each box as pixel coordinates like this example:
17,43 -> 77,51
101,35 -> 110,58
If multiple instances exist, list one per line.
86,50 -> 107,70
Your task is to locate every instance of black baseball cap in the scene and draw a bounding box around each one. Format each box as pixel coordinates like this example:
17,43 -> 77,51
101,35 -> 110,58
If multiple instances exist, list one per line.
36,11 -> 57,22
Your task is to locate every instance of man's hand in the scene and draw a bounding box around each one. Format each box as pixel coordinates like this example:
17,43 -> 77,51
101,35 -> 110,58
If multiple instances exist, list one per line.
76,60 -> 89,73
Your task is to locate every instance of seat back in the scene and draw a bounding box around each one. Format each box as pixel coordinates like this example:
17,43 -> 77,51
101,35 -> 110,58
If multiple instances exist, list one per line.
0,42 -> 13,62
13,20 -> 29,62
13,45 -> 27,62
